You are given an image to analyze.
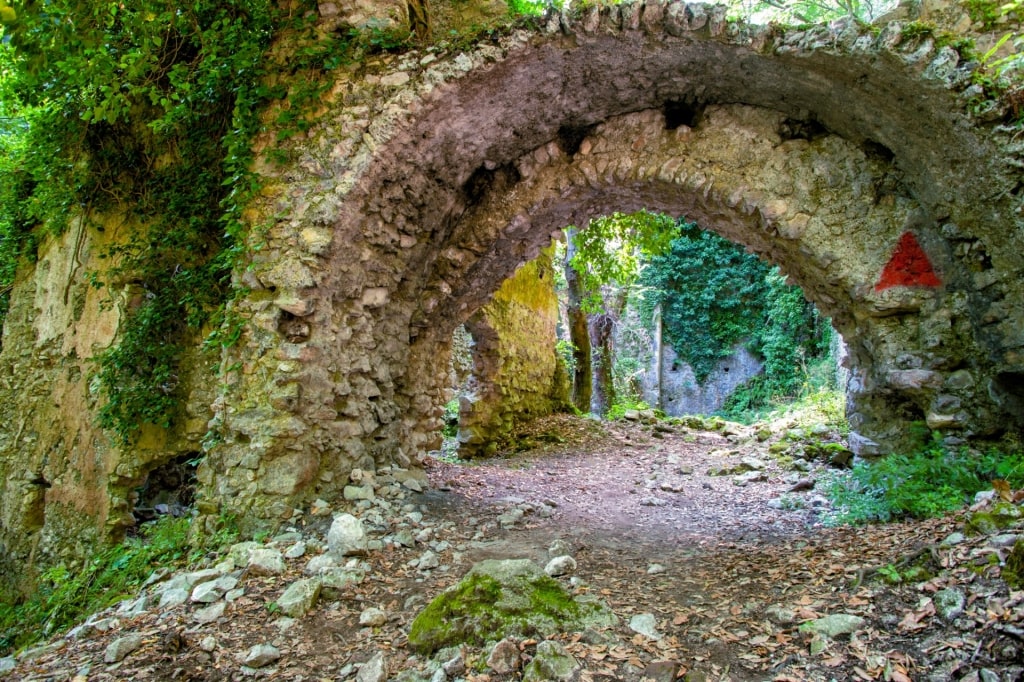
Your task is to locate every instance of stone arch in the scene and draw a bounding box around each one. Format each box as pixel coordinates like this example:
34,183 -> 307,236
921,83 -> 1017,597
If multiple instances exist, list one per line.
200,2 -> 1024,528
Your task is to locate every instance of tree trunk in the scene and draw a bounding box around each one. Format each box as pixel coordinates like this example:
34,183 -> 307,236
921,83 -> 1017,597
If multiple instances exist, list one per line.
590,313 -> 615,415
653,302 -> 663,409
564,228 -> 592,412
407,0 -> 431,40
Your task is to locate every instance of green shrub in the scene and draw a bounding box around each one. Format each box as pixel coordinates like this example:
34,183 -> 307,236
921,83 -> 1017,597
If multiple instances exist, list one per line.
606,397 -> 650,421
0,514 -> 234,656
823,442 -> 1024,526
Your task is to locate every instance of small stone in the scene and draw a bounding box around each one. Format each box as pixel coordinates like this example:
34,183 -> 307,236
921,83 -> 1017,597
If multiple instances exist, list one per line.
158,588 -> 190,610
798,613 -> 865,638
418,550 -> 440,570
241,644 -> 281,668
934,588 -> 966,621
544,555 -> 577,577
104,634 -> 144,664
403,478 -> 423,492
305,553 -> 340,575
328,514 -> 368,557
522,640 -> 579,682
629,613 -> 663,640
487,637 -> 520,674
359,607 -> 387,627
548,539 -> 572,557
193,601 -> 226,624
647,563 -> 666,574
356,651 -> 387,682
941,532 -> 966,546
0,657 -> 13,677
247,548 -> 286,576
642,660 -> 680,682
199,636 -> 217,653
284,541 -> 307,559
765,604 -> 797,625
276,578 -> 321,618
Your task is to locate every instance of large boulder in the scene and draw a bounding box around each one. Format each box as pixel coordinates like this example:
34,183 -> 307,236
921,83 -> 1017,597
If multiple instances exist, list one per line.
407,559 -> 616,654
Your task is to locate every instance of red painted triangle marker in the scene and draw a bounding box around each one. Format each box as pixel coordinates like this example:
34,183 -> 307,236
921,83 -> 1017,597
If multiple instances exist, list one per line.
874,231 -> 942,292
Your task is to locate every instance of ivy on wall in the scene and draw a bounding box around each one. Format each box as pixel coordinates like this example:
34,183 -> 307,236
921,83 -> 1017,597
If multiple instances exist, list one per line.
638,224 -> 832,398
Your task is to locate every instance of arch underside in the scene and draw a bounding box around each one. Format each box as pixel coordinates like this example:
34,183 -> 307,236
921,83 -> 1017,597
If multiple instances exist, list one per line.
202,7 -> 1024,526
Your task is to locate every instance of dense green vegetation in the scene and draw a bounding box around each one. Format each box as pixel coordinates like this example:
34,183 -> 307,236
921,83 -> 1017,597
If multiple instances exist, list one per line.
824,441 -> 1024,525
0,515 -> 238,656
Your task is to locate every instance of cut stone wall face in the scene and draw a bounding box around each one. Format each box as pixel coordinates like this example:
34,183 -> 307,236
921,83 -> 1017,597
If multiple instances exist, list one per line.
3,1 -> 1024,572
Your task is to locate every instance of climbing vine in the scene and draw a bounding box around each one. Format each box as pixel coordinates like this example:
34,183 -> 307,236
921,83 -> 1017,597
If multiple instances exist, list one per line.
0,0 -> 297,443
638,224 -> 832,403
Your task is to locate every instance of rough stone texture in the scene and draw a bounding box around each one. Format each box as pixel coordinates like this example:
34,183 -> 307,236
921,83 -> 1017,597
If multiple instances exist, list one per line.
327,513 -> 368,557
4,1 -> 1024,574
522,640 -> 580,682
276,577 -> 322,618
459,248 -> 570,457
643,344 -> 763,415
103,634 -> 144,664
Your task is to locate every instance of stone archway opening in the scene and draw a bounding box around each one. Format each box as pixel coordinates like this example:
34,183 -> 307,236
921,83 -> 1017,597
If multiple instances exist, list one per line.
200,7 -> 1024,530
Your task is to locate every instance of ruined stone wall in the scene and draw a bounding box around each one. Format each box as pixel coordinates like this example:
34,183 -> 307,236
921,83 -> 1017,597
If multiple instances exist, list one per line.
192,1 -> 1024,534
0,217 -> 216,584
644,344 -> 764,416
459,248 -> 569,457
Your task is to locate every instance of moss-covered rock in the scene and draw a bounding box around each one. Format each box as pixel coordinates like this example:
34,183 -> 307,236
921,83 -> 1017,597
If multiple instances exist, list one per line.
966,502 -> 1024,535
1003,538 -> 1024,589
407,559 -> 615,655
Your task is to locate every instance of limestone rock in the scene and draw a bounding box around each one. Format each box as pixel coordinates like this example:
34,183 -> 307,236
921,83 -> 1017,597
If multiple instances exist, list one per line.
544,555 -> 576,577
193,601 -> 226,624
934,588 -> 966,621
356,651 -> 387,682
104,634 -> 144,664
248,548 -> 286,576
241,643 -> 281,668
0,657 -> 15,677
486,637 -> 521,674
629,613 -> 663,640
549,539 -> 572,557
522,640 -> 579,682
407,559 -> 616,654
276,578 -> 321,618
359,606 -> 387,627
328,514 -> 368,556
798,613 -> 866,638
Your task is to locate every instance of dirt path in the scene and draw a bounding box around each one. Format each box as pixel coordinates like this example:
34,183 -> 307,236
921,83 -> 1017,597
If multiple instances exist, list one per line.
6,416 -> 1022,682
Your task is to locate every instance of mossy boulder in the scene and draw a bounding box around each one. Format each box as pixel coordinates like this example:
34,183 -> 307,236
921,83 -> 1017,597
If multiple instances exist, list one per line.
966,502 -> 1023,535
407,559 -> 616,655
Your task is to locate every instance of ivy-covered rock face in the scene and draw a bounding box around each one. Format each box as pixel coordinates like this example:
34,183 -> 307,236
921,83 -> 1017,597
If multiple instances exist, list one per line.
407,559 -> 616,654
3,0 -> 1024,578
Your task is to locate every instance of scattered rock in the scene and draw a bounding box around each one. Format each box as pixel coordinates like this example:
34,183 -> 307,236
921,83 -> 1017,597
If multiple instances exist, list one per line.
629,613 -> 663,640
544,555 -> 576,577
158,587 -> 190,610
284,541 -> 307,559
647,563 -> 666,575
407,559 -> 615,654
356,651 -> 386,682
247,548 -> 286,576
199,636 -> 217,653
417,550 -> 440,570
798,613 -> 866,638
486,637 -> 521,674
0,657 -> 13,678
328,513 -> 368,557
934,588 -> 966,621
193,601 -> 227,624
241,644 -> 281,669
104,634 -> 144,664
359,607 -> 388,627
549,539 -> 572,557
276,578 -> 322,618
765,604 -> 797,625
522,640 -> 579,682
